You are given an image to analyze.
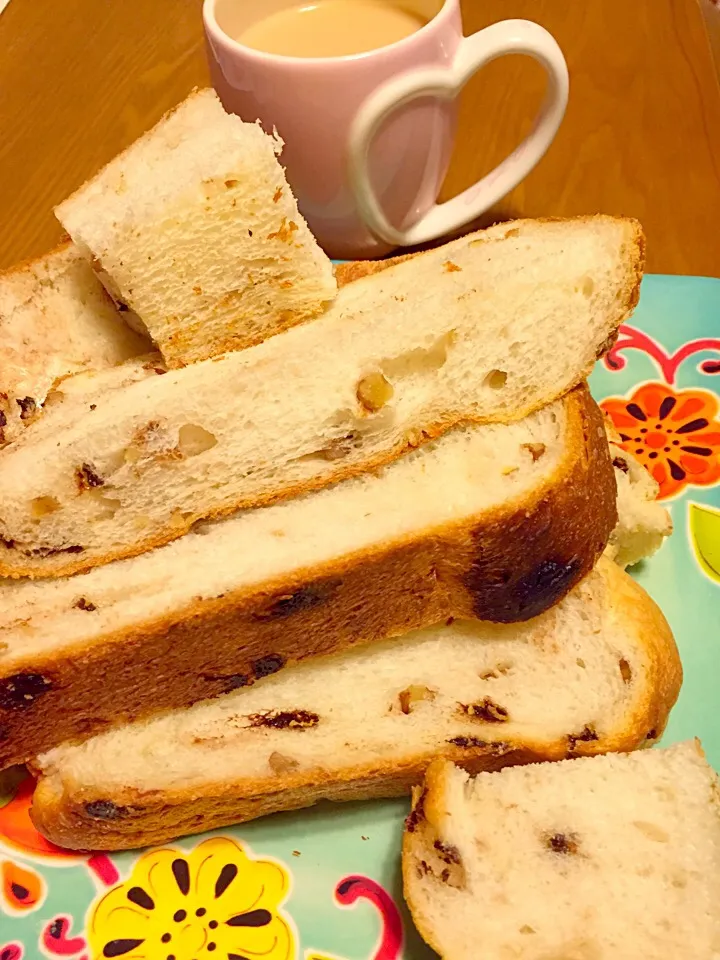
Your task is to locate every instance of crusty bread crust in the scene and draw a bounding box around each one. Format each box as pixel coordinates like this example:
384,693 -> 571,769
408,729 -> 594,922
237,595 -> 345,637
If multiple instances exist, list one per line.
161,300 -> 328,368
0,216 -> 644,580
29,561 -> 681,851
0,240 -> 73,278
334,252 -> 417,286
0,386 -> 615,768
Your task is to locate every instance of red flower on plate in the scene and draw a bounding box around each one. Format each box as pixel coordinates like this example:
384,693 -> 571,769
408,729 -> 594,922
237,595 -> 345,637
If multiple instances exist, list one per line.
602,383 -> 720,499
0,944 -> 23,960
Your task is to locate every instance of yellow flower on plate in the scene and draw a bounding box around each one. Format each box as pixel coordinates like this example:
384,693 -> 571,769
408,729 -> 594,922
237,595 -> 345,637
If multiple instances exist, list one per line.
88,836 -> 294,960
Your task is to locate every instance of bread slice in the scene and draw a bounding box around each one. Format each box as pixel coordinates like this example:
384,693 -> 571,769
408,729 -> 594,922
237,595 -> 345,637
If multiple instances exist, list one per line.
12,365 -> 657,577
403,741 -> 717,960
24,348 -> 662,577
30,559 -> 681,850
0,386 -> 615,768
0,216 -> 642,579
8,344 -> 663,580
0,243 -> 150,446
2,372 -> 659,582
55,88 -> 336,369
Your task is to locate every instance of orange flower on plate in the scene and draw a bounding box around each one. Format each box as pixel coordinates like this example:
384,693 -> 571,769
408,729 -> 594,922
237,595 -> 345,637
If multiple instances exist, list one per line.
601,383 -> 720,499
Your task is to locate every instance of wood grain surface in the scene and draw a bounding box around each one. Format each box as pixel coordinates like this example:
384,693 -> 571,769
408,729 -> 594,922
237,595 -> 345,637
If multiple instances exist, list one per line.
1,0 -> 719,274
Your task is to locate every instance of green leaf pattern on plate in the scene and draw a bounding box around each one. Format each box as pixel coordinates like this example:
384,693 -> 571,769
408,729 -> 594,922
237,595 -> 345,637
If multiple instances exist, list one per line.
689,501 -> 720,583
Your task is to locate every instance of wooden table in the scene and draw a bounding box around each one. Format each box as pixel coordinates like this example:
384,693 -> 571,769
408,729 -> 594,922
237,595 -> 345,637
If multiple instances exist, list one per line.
1,0 -> 719,275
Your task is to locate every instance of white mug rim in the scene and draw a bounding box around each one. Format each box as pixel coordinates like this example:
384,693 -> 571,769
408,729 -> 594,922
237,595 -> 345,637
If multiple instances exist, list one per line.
203,0 -> 458,68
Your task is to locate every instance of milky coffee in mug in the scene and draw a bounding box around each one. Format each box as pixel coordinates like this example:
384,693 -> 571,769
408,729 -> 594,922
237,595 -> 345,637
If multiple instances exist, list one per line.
237,0 -> 429,59
204,0 -> 568,258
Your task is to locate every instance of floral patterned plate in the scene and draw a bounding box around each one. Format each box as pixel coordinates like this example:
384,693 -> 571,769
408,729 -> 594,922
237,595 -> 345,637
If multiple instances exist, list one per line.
1,274 -> 719,960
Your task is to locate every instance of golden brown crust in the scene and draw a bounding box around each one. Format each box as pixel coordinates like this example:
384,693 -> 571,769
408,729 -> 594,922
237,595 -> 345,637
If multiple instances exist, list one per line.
334,253 -> 417,286
30,566 -> 680,850
402,765 -> 466,959
0,240 -> 74,282
30,721 -> 662,852
599,558 -> 682,740
160,302 -> 330,369
24,744 -> 585,851
334,216 -> 645,295
0,387 -> 616,768
0,216 -> 644,580
627,221 -> 647,314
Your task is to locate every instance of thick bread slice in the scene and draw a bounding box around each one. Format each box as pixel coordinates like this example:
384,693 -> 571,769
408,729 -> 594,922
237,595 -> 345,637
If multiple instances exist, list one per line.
16,367 -> 660,574
55,88 -> 336,368
12,355 -> 666,578
403,741 -> 717,960
30,559 -> 681,850
0,386 -> 615,768
0,216 -> 642,579
0,243 -> 150,446
21,363 -> 665,577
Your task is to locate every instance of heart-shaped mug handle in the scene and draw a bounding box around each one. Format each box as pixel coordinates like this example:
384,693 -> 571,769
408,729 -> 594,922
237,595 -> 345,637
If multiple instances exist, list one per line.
347,19 -> 569,247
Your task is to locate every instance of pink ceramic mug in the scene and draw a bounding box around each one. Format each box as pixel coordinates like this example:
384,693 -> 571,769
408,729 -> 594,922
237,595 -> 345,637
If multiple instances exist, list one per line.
204,0 -> 568,259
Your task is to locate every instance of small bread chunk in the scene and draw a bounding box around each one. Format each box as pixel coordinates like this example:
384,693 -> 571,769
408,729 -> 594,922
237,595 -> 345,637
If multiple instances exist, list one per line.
404,742 -> 719,960
0,243 -> 149,445
606,441 -> 672,566
31,560 -> 680,850
55,88 -> 336,368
